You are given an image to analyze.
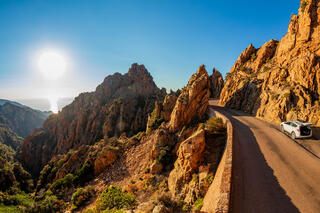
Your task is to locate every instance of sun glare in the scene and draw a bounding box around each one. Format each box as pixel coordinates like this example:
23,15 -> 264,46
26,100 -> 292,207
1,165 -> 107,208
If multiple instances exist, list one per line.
37,50 -> 67,80
49,96 -> 59,113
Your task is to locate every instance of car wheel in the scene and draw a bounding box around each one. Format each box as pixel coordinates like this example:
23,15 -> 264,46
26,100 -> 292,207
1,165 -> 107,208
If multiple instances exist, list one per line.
281,125 -> 284,132
291,132 -> 296,140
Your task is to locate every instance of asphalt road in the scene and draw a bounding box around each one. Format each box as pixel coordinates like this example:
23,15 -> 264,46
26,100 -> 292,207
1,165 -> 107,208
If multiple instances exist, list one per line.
209,100 -> 320,213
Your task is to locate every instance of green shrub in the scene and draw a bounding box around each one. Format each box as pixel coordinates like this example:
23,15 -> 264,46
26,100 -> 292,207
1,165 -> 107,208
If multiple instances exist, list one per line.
265,57 -> 272,64
182,203 -> 192,211
50,173 -> 74,191
301,0 -> 308,12
193,197 -> 204,210
263,65 -> 270,72
240,65 -> 247,72
29,194 -> 66,213
204,175 -> 214,185
102,209 -> 124,213
250,53 -> 257,61
57,158 -> 65,168
0,190 -> 33,207
205,117 -> 226,135
97,185 -> 135,211
83,209 -> 98,213
72,186 -> 95,208
73,163 -> 93,186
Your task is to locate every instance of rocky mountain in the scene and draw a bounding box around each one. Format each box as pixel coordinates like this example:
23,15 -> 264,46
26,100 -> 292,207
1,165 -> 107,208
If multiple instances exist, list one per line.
0,99 -> 24,108
18,63 -> 166,177
220,0 -> 320,125
209,68 -> 224,99
0,101 -> 49,138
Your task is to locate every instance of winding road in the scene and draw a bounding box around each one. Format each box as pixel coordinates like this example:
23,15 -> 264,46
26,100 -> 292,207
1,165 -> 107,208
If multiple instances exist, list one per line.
209,100 -> 320,213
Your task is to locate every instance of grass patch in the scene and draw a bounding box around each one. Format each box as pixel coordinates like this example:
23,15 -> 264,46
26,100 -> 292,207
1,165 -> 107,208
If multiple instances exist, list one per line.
193,197 -> 204,210
205,117 -> 226,135
250,52 -> 257,61
301,0 -> 308,13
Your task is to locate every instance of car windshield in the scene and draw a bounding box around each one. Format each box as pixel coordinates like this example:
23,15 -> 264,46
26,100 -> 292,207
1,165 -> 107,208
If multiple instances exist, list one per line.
291,123 -> 297,127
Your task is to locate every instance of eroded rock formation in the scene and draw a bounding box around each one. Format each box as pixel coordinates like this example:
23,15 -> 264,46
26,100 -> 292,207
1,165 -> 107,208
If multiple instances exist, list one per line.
210,68 -> 224,99
168,65 -> 210,132
220,0 -> 320,125
168,129 -> 206,197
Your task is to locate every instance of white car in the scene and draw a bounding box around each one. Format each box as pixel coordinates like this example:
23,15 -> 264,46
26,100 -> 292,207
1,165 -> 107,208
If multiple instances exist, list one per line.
280,121 -> 313,139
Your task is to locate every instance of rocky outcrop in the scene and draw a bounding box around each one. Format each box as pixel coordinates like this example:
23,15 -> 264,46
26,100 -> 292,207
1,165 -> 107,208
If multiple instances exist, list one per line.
210,68 -> 224,99
94,148 -> 117,175
168,65 -> 210,132
161,93 -> 179,122
220,0 -> 320,125
18,63 -> 165,176
0,102 -> 49,138
168,129 -> 206,197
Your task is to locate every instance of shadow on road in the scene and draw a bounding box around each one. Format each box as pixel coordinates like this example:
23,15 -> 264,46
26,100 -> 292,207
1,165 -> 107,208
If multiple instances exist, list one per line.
210,105 -> 300,213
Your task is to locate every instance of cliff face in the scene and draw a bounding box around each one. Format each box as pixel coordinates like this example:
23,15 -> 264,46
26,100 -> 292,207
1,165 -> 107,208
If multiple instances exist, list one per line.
0,102 -> 48,138
220,0 -> 320,125
18,63 -> 165,176
168,65 -> 211,132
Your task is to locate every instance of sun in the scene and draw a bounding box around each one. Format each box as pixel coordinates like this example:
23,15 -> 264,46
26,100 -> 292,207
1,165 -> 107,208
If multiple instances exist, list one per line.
37,50 -> 67,79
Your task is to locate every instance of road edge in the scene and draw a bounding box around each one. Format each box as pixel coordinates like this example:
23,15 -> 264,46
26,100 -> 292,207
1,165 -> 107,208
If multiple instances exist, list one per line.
201,108 -> 233,213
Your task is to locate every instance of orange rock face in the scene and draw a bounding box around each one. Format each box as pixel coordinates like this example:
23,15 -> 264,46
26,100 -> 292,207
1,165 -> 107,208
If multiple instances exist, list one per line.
210,68 -> 224,99
220,0 -> 320,125
168,129 -> 206,197
168,65 -> 210,132
94,148 -> 117,175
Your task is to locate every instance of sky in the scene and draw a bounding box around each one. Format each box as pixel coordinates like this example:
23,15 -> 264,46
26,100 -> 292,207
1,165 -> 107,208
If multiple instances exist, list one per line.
0,0 -> 300,109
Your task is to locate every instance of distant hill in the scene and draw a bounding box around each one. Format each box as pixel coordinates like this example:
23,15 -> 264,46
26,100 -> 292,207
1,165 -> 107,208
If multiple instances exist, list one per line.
0,99 -> 50,137
0,99 -> 25,108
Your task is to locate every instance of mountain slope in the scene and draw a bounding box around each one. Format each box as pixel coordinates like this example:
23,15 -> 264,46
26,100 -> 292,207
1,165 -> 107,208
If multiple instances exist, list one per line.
29,65 -> 226,213
0,123 -> 23,150
0,102 -> 49,138
220,0 -> 320,125
18,63 -> 166,176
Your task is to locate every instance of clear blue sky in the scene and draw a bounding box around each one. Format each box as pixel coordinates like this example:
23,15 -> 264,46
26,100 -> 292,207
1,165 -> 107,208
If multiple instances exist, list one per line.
0,0 -> 300,100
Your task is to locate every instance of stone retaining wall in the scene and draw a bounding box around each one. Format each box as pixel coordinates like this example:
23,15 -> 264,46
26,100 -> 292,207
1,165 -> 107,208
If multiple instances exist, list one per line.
201,109 -> 233,213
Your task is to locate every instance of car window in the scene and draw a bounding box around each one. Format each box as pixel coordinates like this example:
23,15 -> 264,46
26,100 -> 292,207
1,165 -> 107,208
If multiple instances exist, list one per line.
291,123 -> 297,127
